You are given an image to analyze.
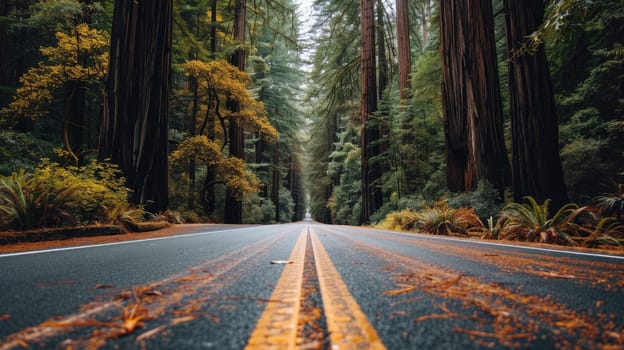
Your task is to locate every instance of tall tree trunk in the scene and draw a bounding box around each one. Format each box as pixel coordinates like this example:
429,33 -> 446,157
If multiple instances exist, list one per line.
360,0 -> 380,224
188,76 -> 198,208
396,0 -> 411,101
224,0 -> 247,224
504,0 -> 568,210
375,0 -> 388,203
377,2 -> 388,100
286,156 -> 297,221
204,0 -> 219,214
98,0 -> 172,213
256,138 -> 268,198
272,146 -> 280,222
0,0 -> 7,89
188,8 -> 202,209
439,0 -> 511,195
325,113 -> 338,224
64,81 -> 86,165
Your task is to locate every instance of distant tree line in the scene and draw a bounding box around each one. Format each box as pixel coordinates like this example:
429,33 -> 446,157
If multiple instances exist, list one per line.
306,0 -> 623,224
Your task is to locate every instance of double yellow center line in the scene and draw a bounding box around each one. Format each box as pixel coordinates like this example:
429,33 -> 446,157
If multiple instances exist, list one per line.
246,226 -> 386,350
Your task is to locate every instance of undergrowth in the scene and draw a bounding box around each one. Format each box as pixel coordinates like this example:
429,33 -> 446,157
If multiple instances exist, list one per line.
0,159 -> 133,231
376,196 -> 624,248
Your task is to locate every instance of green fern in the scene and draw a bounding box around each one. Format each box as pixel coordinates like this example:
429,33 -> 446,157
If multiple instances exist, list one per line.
498,196 -> 579,245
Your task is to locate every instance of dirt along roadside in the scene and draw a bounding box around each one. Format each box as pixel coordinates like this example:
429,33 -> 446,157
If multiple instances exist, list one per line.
0,224 -> 230,254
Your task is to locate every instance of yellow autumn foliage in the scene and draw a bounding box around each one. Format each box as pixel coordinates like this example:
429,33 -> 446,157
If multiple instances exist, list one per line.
169,136 -> 260,199
169,135 -> 223,169
0,23 -> 109,122
183,59 -> 278,144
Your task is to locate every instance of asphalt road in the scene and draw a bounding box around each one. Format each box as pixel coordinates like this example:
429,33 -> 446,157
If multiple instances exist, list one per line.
1,222 -> 623,349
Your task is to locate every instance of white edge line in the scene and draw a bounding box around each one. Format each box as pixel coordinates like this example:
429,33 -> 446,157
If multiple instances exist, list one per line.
314,224 -> 624,261
0,226 -> 261,258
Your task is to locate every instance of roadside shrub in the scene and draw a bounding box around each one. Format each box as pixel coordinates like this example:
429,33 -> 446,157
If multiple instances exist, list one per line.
66,159 -> 132,225
371,193 -> 425,224
575,216 -> 624,247
594,175 -> 624,219
377,201 -> 486,237
0,159 -> 132,230
278,187 -> 295,223
377,209 -> 419,231
0,168 -> 83,230
447,180 -> 504,220
243,195 -> 275,224
370,200 -> 398,224
414,202 -> 486,237
496,196 -> 581,246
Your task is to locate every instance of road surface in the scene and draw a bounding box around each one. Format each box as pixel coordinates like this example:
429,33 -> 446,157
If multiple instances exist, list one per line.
1,222 -> 623,349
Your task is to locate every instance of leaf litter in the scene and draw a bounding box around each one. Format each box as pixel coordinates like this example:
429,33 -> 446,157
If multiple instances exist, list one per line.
1,233 -> 284,350
332,232 -> 624,349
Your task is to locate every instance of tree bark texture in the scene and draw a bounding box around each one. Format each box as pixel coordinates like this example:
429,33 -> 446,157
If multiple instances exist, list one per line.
377,2 -> 388,100
439,0 -> 511,195
504,0 -> 568,210
360,0 -> 381,224
224,0 -> 247,224
272,146 -> 280,222
64,80 -> 86,165
396,0 -> 411,101
98,0 -> 172,213
0,0 -> 7,87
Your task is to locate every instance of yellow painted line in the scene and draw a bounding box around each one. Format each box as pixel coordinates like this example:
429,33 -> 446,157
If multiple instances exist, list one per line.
245,228 -> 308,350
310,228 -> 386,350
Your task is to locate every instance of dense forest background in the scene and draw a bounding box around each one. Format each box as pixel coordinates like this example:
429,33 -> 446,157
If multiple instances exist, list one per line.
0,0 -> 306,225
305,0 -> 623,227
0,0 -> 622,234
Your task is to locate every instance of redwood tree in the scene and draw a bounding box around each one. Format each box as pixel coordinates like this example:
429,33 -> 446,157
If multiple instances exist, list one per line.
360,0 -> 381,224
396,0 -> 410,101
504,0 -> 568,210
98,0 -> 173,213
439,0 -> 511,195
0,0 -> 7,88
224,0 -> 247,224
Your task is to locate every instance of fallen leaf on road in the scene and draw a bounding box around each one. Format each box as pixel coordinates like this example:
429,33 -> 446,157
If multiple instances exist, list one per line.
0,313 -> 10,321
382,285 -> 417,296
454,328 -> 533,341
120,304 -> 147,333
270,260 -> 294,264
171,315 -> 197,325
532,270 -> 576,279
414,312 -> 464,322
136,325 -> 167,342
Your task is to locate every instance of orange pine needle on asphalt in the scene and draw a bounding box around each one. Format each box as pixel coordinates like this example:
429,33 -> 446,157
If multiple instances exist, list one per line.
135,325 -> 168,342
453,328 -> 533,341
382,285 -> 417,296
120,304 -> 147,334
414,313 -> 465,323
